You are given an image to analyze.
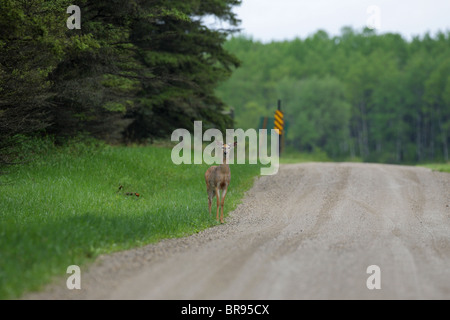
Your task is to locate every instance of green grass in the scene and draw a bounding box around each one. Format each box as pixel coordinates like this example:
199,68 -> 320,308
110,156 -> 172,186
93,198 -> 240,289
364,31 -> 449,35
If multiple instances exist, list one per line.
420,163 -> 450,173
280,151 -> 330,164
279,149 -> 362,164
0,141 -> 261,299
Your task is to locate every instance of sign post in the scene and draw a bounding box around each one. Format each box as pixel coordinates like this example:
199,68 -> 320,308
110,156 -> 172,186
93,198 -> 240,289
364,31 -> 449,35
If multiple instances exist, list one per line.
274,100 -> 284,155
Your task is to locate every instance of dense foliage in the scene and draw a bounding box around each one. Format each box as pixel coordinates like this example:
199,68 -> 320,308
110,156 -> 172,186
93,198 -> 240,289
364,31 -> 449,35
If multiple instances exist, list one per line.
217,28 -> 450,163
0,0 -> 241,166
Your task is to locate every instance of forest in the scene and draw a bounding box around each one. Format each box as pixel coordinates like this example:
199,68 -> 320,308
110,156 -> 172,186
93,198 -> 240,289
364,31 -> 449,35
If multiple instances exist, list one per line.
0,0 -> 241,167
217,28 -> 450,163
1,0 -> 449,166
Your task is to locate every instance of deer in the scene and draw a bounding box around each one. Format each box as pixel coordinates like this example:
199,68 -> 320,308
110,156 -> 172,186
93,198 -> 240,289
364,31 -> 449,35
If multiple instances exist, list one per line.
205,141 -> 237,224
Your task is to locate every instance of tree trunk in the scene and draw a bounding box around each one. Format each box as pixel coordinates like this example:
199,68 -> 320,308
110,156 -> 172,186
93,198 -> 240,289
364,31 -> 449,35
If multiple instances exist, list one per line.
437,108 -> 449,162
416,112 -> 422,162
359,101 -> 370,159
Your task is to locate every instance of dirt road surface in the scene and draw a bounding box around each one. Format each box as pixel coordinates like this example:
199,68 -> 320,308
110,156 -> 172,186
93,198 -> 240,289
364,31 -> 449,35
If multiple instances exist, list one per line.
27,163 -> 450,299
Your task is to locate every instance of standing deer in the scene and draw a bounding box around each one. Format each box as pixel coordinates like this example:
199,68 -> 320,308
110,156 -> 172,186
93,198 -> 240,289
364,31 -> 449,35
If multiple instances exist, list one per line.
205,141 -> 237,223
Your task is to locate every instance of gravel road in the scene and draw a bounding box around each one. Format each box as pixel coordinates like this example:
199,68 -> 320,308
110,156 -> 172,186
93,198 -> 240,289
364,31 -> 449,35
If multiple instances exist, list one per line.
26,163 -> 450,299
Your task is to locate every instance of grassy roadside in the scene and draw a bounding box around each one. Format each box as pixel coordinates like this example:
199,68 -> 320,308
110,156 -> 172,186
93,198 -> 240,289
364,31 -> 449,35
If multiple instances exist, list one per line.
419,163 -> 450,173
280,150 -> 449,173
0,141 -> 261,299
279,150 -> 362,164
279,153 -> 330,164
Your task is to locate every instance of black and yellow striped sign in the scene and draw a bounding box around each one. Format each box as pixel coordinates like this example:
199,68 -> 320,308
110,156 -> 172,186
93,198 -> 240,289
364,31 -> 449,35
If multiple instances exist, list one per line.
274,109 -> 284,135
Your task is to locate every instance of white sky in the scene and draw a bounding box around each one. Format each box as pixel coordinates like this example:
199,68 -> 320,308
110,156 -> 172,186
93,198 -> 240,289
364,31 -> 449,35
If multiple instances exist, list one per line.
213,0 -> 450,42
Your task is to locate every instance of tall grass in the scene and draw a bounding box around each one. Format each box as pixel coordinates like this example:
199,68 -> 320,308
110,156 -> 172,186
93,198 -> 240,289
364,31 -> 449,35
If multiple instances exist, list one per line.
0,140 -> 261,299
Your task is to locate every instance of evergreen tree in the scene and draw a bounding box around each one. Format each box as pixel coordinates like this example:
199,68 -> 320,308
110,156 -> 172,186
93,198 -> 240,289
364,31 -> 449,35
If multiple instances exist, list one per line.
0,0 -> 70,164
0,0 -> 242,164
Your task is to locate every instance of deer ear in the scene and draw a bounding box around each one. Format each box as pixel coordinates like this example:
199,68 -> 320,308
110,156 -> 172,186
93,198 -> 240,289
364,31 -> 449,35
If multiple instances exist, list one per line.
233,141 -> 238,148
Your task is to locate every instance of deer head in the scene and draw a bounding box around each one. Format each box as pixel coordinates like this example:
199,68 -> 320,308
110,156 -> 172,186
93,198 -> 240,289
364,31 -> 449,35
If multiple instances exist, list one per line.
216,141 -> 238,157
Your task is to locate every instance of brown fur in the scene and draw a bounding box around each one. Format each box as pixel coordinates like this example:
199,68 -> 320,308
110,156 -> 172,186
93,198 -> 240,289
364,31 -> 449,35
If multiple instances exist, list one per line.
204,142 -> 236,223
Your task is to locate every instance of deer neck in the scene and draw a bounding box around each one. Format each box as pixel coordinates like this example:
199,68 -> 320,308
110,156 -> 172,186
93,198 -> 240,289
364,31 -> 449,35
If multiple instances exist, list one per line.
219,156 -> 230,173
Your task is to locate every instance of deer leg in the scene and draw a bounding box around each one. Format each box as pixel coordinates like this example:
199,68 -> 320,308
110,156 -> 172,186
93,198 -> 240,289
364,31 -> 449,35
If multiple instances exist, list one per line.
220,187 -> 228,224
208,194 -> 212,216
207,189 -> 213,216
215,188 -> 220,222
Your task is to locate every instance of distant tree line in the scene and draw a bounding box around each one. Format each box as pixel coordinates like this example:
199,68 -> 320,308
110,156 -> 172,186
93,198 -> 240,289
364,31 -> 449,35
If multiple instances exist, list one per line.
217,28 -> 450,163
0,0 -> 241,166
